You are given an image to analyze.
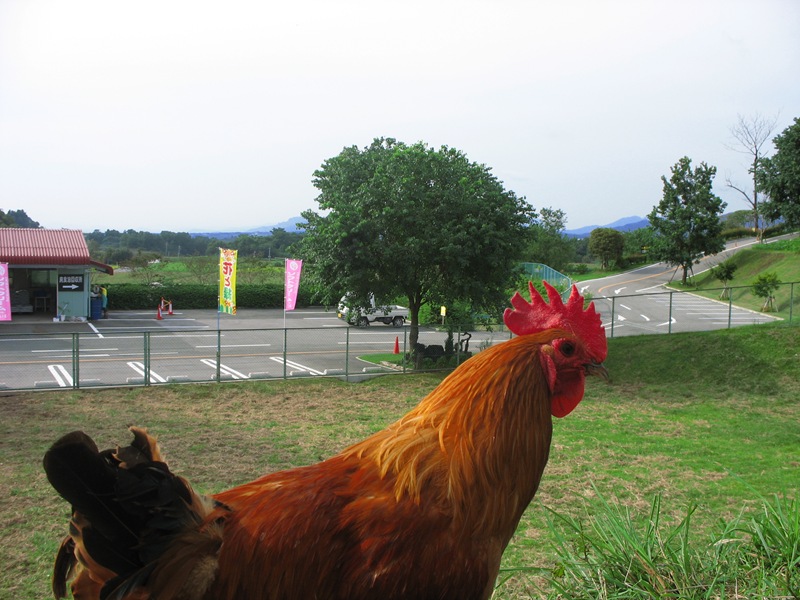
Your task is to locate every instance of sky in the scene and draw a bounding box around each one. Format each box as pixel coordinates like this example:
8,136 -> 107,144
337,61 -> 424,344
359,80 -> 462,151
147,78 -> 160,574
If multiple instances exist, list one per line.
1,1 -> 799,234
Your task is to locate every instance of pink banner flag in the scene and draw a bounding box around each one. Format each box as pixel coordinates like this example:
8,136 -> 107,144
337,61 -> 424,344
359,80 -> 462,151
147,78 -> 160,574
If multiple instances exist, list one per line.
284,259 -> 303,311
0,263 -> 10,321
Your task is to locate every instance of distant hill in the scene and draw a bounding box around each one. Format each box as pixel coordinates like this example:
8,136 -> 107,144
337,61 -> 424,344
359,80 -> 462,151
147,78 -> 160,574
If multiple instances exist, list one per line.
192,214 -> 651,240
190,216 -> 307,239
564,216 -> 649,238
248,216 -> 306,233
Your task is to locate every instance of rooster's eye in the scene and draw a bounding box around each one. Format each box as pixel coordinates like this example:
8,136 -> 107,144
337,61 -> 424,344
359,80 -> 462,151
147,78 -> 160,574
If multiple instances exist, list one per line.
559,341 -> 576,357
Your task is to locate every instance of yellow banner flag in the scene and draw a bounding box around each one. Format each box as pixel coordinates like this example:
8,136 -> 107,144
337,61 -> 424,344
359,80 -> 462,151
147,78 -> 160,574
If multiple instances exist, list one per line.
219,248 -> 237,315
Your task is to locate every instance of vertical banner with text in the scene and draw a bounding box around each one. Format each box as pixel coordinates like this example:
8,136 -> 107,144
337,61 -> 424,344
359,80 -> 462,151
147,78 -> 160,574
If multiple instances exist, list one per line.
284,258 -> 303,311
0,263 -> 11,321
219,248 -> 238,315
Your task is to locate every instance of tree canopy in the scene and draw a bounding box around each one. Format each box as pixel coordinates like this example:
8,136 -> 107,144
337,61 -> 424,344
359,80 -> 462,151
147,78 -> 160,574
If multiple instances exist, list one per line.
648,157 -> 726,284
525,207 -> 576,272
588,228 -> 624,269
0,209 -> 39,228
758,117 -> 800,228
299,137 -> 535,346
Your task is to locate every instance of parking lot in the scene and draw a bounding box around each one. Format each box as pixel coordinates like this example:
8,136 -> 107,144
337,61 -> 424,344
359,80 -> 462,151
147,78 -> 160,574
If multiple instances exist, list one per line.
0,308 -> 501,390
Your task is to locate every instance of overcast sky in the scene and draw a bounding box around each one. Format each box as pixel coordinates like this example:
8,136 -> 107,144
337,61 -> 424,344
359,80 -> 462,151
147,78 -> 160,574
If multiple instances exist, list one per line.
1,1 -> 798,234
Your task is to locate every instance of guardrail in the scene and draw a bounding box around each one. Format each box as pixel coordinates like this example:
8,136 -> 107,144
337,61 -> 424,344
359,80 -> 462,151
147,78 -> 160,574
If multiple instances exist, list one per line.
0,282 -> 795,392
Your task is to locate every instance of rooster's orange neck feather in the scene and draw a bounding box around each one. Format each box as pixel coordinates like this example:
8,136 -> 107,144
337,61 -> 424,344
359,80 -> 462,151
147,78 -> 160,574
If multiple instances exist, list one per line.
345,331 -> 561,539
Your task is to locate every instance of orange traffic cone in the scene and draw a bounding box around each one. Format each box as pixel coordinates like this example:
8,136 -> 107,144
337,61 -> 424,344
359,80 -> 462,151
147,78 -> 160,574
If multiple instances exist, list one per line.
156,305 -> 163,320
168,301 -> 173,315
393,336 -> 400,354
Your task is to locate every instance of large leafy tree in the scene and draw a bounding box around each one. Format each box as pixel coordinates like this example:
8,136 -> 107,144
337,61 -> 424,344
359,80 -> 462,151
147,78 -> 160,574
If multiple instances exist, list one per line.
300,137 -> 535,347
757,117 -> 800,228
525,207 -> 575,272
648,157 -> 726,285
588,228 -> 624,269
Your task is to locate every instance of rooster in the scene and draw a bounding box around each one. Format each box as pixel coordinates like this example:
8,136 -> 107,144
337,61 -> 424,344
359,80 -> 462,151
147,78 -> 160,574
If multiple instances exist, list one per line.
43,281 -> 607,600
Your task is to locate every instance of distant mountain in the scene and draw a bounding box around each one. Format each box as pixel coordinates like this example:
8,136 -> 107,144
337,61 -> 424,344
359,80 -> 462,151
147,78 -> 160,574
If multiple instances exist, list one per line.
247,216 -> 306,233
564,216 -> 649,238
190,216 -> 307,239
193,214 -> 652,240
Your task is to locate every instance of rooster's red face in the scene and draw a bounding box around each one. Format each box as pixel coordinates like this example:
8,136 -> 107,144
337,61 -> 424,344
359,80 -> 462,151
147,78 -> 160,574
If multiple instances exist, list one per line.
504,282 -> 608,418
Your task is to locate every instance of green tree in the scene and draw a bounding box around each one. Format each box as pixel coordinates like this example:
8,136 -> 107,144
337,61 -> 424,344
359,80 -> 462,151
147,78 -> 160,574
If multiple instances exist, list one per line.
648,157 -> 727,285
0,210 -> 14,227
526,207 -> 575,272
757,117 -> 800,228
623,225 -> 657,259
710,259 -> 737,299
300,137 -> 535,347
5,209 -> 40,228
751,272 -> 781,312
588,228 -> 624,269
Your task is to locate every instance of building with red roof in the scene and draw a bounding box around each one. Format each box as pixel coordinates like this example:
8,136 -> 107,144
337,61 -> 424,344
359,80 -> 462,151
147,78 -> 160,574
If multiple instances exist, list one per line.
0,229 -> 112,320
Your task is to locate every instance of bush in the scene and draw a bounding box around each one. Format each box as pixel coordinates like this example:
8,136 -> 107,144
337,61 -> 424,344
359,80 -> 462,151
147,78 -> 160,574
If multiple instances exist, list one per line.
722,227 -> 754,240
566,263 -> 590,275
104,283 -> 313,310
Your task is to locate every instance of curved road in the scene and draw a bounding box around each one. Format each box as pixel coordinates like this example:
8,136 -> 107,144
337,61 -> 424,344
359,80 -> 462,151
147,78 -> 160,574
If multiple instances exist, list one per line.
577,235 -> 791,337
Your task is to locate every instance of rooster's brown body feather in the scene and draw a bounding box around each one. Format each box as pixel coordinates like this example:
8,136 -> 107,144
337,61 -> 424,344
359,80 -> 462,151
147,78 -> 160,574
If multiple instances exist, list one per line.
44,283 -> 608,600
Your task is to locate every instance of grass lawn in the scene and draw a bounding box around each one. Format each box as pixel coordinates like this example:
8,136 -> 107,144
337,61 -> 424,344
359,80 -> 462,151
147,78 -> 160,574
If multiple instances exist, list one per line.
1,323 -> 797,599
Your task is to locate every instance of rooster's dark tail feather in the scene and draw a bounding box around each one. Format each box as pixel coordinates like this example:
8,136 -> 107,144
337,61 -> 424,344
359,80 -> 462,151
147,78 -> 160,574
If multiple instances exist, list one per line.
44,427 -> 227,600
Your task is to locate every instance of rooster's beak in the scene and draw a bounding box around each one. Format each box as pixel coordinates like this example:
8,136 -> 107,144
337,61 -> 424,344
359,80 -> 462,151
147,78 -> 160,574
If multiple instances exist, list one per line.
584,361 -> 609,382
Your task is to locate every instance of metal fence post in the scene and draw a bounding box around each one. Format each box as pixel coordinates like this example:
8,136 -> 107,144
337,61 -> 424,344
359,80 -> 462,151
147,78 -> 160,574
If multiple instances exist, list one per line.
216,329 -> 222,382
345,327 -> 350,379
790,282 -> 795,323
144,331 -> 151,386
283,328 -> 288,379
610,297 -> 616,338
72,333 -> 80,389
668,292 -> 673,334
728,293 -> 733,329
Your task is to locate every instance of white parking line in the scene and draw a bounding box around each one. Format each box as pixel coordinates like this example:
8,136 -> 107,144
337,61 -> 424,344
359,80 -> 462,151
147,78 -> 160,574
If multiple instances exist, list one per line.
48,364 -> 72,387
195,344 -> 272,349
127,361 -> 167,383
269,356 -> 325,375
200,359 -> 250,379
87,322 -> 104,338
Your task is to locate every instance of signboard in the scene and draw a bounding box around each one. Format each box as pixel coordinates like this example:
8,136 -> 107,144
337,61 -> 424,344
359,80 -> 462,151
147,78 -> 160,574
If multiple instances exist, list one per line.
284,258 -> 303,311
58,274 -> 85,292
0,263 -> 10,321
219,248 -> 237,315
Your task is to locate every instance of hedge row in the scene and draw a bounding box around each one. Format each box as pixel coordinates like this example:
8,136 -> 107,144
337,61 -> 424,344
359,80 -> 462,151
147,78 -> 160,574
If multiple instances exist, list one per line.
105,283 -> 314,310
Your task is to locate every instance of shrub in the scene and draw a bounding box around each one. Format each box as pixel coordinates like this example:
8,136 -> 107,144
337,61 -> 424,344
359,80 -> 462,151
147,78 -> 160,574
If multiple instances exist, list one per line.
104,283 -> 313,310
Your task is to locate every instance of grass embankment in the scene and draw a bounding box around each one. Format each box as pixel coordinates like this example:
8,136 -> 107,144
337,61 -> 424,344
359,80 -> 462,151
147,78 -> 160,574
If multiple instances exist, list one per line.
681,237 -> 800,320
1,324 -> 797,599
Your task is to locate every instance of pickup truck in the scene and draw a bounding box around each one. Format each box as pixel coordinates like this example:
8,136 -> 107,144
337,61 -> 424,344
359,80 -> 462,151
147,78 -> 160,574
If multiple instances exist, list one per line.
337,295 -> 409,327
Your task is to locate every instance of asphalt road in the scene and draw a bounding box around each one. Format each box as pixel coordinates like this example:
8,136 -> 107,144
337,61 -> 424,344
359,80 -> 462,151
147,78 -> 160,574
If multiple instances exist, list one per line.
577,236 -> 786,337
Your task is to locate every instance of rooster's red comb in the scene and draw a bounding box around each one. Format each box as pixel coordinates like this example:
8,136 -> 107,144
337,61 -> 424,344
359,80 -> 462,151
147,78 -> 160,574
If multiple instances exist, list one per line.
503,281 -> 607,360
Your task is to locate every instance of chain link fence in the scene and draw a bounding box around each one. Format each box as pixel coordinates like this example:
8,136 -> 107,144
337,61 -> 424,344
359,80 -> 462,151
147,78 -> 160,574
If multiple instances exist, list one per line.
0,282 -> 795,391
